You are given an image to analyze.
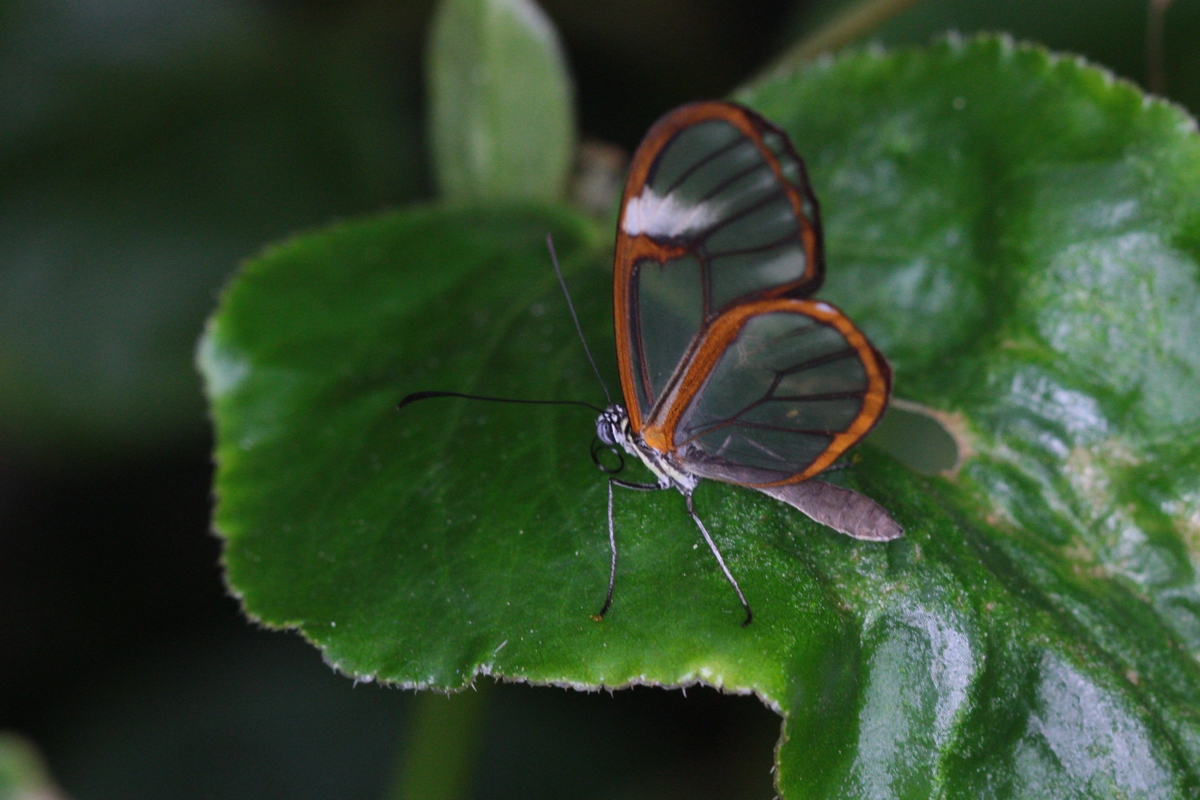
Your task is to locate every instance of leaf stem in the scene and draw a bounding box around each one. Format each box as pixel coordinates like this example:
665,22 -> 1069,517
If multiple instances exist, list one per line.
1146,0 -> 1175,95
747,0 -> 927,88
387,682 -> 491,800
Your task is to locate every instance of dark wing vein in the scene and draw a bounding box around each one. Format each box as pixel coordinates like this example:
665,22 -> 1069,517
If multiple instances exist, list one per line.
778,347 -> 858,375
696,159 -> 772,205
692,418 -> 841,437
705,231 -> 802,259
695,187 -> 788,246
661,135 -> 748,195
682,388 -> 865,440
771,390 -> 867,402
629,268 -> 655,408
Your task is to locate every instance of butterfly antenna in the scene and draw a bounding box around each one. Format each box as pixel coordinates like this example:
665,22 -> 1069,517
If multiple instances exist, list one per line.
546,234 -> 612,405
398,391 -> 602,413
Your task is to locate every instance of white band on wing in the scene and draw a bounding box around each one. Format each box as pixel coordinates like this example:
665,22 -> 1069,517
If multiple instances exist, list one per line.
621,187 -> 720,238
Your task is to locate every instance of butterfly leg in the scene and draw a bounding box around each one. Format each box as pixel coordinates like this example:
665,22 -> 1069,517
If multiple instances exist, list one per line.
594,478 -> 663,621
685,492 -> 752,627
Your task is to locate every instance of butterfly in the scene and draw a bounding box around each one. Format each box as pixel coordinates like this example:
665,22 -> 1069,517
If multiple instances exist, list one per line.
400,100 -> 901,627
588,101 -> 901,626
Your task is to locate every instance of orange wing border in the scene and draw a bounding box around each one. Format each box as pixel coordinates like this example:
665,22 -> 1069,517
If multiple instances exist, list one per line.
640,297 -> 892,487
612,101 -> 824,434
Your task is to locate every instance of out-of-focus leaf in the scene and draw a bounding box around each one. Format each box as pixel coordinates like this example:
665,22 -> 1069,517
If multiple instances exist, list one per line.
0,732 -> 66,800
426,0 -> 575,202
786,0 -> 1200,114
0,0 -> 427,462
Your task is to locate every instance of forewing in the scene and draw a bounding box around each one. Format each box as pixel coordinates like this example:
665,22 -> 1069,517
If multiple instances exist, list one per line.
613,101 -> 823,431
644,298 -> 890,486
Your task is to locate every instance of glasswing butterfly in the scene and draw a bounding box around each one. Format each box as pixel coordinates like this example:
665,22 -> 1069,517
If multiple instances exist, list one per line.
401,100 -> 901,627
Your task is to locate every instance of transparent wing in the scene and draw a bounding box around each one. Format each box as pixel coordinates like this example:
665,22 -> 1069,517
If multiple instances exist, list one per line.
613,101 -> 823,430
645,299 -> 890,486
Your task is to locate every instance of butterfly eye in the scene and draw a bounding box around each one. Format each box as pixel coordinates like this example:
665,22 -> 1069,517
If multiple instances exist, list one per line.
596,417 -> 617,445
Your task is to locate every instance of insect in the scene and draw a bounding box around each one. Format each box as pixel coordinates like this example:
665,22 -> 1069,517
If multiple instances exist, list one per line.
401,101 -> 901,627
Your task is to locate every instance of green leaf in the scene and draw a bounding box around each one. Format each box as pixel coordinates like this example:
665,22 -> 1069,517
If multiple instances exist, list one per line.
427,0 -> 575,202
202,37 -> 1200,798
788,0 -> 1200,117
0,732 -> 65,800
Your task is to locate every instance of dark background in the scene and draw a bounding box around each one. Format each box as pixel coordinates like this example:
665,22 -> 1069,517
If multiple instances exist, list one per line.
2,0 -> 1198,797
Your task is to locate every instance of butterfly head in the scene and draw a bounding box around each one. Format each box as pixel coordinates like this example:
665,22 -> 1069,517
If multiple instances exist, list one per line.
596,405 -> 629,448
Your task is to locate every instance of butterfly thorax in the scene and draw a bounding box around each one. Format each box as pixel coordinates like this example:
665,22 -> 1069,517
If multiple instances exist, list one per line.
596,405 -> 699,494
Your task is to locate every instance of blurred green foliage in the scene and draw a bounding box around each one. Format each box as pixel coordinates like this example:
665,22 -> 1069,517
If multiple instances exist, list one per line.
0,0 -> 429,462
427,0 -> 575,201
0,732 -> 63,800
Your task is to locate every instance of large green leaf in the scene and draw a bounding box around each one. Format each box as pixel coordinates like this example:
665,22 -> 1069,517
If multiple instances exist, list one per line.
201,37 -> 1200,797
788,0 -> 1200,117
